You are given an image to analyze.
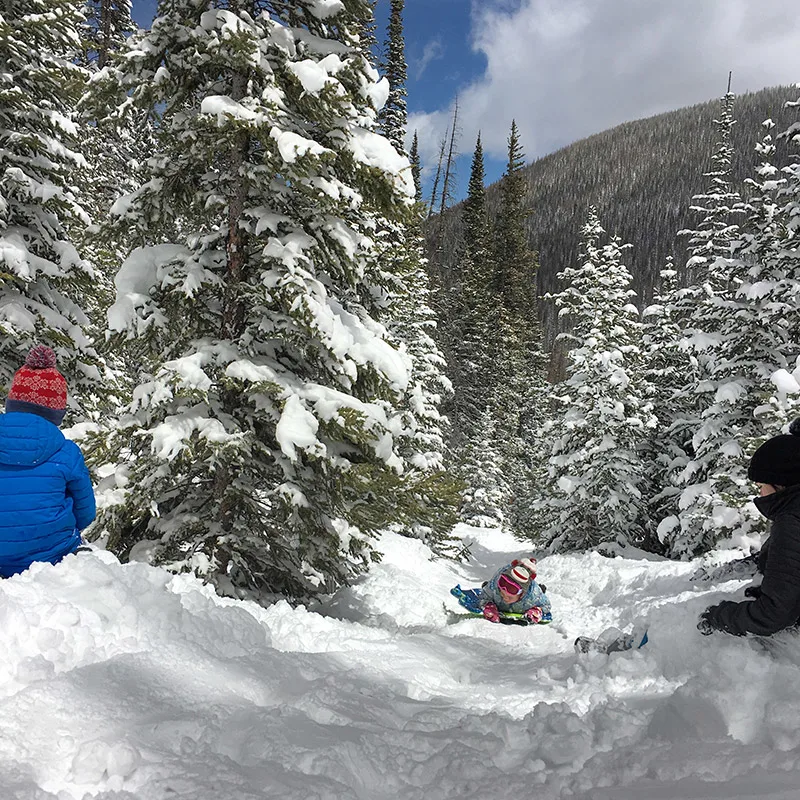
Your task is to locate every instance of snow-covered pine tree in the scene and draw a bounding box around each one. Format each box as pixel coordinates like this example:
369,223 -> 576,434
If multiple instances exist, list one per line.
378,0 -> 406,154
723,121 -> 793,440
458,408 -> 505,528
0,0 -> 101,415
357,0 -> 378,63
717,95 -> 800,460
493,120 -> 531,320
95,0 -> 454,600
678,84 -> 741,294
537,209 -> 655,551
445,134 -> 493,446
491,120 -> 548,530
81,0 -> 134,68
640,259 -> 696,550
76,0 -> 140,345
409,130 -> 422,203
759,89 -> 800,420
664,86 -> 751,557
441,133 -> 501,523
372,203 -> 460,555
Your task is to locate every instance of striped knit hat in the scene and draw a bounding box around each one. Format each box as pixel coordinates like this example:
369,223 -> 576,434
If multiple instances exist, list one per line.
5,345 -> 67,426
505,558 -> 537,587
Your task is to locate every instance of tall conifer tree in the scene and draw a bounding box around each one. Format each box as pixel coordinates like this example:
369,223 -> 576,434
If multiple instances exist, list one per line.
358,0 -> 379,64
666,87 -> 750,556
94,0 -> 454,600
444,134 -> 502,522
77,0 -> 140,350
0,0 -> 101,413
490,121 -> 547,528
537,210 -> 655,550
447,133 -> 492,438
378,0 -> 407,154
641,260 -> 696,550
81,0 -> 134,68
409,131 -> 422,203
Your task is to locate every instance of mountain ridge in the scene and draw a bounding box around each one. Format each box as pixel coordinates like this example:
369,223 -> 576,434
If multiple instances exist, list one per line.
426,84 -> 798,354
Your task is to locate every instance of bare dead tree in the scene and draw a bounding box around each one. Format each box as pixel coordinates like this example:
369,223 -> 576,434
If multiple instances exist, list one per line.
427,125 -> 449,219
439,98 -> 461,216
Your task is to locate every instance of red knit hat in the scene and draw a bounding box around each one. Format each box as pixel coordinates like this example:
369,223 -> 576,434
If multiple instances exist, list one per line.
5,345 -> 67,425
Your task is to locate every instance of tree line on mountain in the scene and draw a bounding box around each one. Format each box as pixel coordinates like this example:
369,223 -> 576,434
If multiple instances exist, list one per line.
427,85 -> 797,356
422,80 -> 800,556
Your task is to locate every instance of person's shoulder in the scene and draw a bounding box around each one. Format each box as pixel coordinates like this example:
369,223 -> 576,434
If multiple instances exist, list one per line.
54,437 -> 87,465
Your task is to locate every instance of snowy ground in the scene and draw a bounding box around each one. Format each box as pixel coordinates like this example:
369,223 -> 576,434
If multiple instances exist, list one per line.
1,525 -> 799,799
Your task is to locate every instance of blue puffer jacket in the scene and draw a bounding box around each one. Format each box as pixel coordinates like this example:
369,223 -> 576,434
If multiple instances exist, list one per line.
0,412 -> 96,577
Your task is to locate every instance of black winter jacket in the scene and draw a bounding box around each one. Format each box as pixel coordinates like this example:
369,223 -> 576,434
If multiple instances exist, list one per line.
704,484 -> 800,636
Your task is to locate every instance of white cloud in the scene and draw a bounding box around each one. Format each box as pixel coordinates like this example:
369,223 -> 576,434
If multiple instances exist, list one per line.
408,0 -> 800,168
413,37 -> 445,80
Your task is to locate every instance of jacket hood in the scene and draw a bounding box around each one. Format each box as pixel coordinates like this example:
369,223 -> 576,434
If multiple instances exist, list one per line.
754,483 -> 800,521
0,412 -> 65,466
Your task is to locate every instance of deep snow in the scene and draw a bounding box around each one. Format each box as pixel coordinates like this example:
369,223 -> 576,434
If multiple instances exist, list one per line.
1,525 -> 799,799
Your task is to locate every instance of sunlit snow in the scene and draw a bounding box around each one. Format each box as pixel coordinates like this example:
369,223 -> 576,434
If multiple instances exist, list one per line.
2,525 -> 798,799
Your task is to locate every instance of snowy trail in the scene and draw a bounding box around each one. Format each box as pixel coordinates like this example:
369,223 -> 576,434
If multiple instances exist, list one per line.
2,527 -> 800,799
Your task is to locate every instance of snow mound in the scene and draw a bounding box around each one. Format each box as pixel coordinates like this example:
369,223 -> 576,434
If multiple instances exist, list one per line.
2,528 -> 799,799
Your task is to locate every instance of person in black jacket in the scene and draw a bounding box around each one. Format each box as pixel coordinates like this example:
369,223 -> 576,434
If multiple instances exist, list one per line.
698,419 -> 800,637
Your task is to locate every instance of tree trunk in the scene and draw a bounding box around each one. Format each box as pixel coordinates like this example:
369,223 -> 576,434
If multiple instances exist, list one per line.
216,67 -> 250,533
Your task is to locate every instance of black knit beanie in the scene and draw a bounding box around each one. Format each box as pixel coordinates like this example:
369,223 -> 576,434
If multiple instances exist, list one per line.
748,419 -> 800,486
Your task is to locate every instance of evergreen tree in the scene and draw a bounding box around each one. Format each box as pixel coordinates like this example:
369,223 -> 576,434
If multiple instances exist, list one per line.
458,409 -> 505,528
664,87 -> 750,556
679,86 -> 741,290
378,0 -> 407,154
94,0 -> 454,600
490,120 -> 547,528
81,0 -> 134,68
357,0 -> 378,64
77,0 -> 140,346
409,130 -> 422,203
0,0 -> 101,414
442,134 -> 501,522
762,92 -> 800,419
537,210 -> 655,551
493,120 -> 531,317
640,260 -> 695,550
373,206 -> 460,554
445,134 -> 492,444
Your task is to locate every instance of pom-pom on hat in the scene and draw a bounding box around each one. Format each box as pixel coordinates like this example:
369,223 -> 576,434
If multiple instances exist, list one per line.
505,558 -> 537,587
5,345 -> 67,426
748,419 -> 800,487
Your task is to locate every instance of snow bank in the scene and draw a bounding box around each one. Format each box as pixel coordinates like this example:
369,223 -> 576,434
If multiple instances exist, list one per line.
2,527 -> 800,799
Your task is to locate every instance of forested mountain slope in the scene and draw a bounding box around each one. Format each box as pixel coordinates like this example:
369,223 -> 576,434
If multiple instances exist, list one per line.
427,85 -> 797,352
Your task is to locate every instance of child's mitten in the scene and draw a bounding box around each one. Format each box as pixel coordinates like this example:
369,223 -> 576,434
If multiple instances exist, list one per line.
524,606 -> 543,624
482,603 -> 500,623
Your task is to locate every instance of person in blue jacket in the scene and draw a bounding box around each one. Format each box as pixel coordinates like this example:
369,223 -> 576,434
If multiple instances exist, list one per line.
0,344 -> 96,577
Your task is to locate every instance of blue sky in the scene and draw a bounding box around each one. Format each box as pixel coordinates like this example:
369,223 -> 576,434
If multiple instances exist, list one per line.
130,1 -> 800,204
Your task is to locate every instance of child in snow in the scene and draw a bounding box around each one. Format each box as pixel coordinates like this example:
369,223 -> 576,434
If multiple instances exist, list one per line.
0,345 -> 96,577
479,558 -> 551,623
698,419 -> 800,638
